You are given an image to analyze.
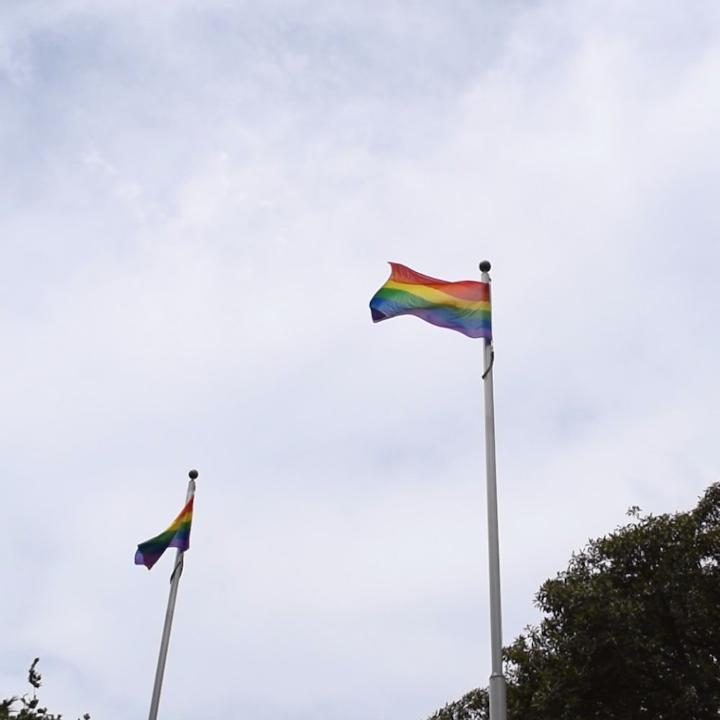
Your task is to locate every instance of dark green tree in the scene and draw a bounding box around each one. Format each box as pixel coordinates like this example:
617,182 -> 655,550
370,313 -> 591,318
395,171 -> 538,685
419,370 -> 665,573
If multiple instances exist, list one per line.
429,688 -> 488,720
1,659 -> 90,720
429,483 -> 720,720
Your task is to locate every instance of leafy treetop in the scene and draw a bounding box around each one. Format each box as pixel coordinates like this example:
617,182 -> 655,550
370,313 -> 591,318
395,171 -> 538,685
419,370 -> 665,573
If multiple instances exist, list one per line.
428,483 -> 720,720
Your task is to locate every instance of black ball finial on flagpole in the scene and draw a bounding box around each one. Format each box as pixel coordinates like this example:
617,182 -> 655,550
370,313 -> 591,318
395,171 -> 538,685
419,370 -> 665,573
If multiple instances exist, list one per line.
479,260 -> 491,273
189,469 -> 199,480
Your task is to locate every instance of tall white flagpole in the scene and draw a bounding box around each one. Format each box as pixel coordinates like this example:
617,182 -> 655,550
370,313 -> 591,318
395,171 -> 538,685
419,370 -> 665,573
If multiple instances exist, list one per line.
479,261 -> 506,720
147,469 -> 198,720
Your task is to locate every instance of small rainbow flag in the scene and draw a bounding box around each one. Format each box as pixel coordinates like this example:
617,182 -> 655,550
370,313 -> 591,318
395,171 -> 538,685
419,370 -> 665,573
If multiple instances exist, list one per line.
135,496 -> 194,570
370,263 -> 491,339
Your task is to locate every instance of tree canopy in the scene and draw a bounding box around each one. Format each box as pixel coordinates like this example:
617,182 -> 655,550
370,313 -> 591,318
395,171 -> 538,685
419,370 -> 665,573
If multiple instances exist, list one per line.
1,659 -> 90,720
429,483 -> 720,720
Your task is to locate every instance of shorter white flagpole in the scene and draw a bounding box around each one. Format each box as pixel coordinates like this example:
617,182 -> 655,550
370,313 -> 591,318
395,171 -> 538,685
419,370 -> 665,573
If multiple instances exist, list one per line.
479,261 -> 507,720
147,469 -> 198,720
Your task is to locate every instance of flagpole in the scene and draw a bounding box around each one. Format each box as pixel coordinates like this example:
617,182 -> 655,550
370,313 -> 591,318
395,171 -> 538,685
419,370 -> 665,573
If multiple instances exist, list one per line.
479,261 -> 506,720
147,469 -> 198,720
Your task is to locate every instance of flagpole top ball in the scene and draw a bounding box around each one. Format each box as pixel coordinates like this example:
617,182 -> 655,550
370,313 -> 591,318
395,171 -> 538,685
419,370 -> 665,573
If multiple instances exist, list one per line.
188,469 -> 199,480
479,260 -> 491,273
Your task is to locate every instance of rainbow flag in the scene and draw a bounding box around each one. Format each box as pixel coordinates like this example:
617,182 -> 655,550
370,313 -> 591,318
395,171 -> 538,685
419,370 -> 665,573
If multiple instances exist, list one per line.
370,263 -> 491,339
135,496 -> 194,570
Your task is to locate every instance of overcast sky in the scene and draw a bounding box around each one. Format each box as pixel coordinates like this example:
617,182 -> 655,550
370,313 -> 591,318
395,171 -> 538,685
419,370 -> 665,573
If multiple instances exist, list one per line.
2,1 -> 720,718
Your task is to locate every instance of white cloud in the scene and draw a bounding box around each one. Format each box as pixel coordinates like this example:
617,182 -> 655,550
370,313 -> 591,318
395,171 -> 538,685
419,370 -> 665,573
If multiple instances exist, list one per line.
2,1 -> 720,718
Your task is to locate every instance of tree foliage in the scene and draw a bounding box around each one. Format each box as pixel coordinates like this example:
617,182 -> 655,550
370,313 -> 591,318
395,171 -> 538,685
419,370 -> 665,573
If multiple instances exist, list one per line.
429,483 -> 720,720
1,660 -> 90,720
429,688 -> 488,720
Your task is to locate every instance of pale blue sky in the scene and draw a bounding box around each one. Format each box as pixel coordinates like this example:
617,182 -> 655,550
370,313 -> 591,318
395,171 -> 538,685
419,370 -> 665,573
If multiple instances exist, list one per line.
2,2 -> 720,718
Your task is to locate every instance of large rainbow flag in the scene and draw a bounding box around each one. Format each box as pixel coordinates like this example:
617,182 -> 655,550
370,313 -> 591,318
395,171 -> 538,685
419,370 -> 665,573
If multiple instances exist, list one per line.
369,263 -> 491,339
135,496 -> 194,570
